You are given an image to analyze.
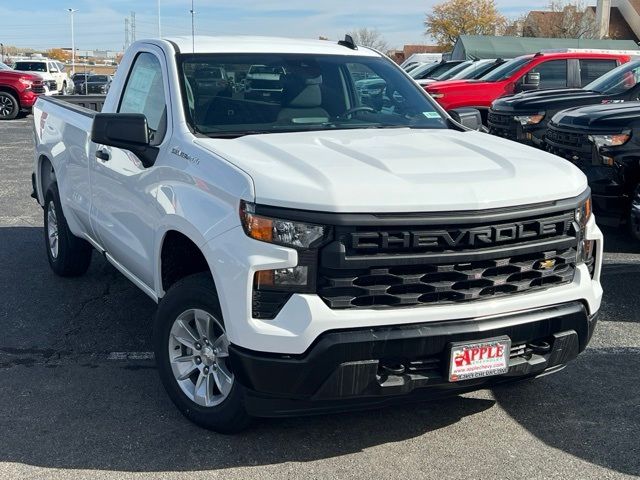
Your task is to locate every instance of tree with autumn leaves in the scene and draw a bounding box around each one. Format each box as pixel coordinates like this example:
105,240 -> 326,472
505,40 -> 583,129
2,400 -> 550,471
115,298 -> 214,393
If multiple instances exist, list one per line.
45,48 -> 71,62
425,0 -> 507,49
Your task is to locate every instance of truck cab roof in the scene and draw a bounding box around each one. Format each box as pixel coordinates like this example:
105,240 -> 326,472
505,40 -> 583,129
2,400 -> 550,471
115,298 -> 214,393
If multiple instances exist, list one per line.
165,35 -> 380,57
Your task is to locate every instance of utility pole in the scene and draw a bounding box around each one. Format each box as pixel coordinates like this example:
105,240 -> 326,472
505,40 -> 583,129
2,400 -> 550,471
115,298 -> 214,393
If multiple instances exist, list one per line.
130,12 -> 136,43
124,17 -> 130,49
158,0 -> 162,37
0,44 -> 4,63
67,8 -> 78,75
190,0 -> 195,53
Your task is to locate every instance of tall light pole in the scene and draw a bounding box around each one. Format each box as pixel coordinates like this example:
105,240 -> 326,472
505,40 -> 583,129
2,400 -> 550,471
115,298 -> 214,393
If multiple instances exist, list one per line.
67,8 -> 78,75
158,0 -> 161,37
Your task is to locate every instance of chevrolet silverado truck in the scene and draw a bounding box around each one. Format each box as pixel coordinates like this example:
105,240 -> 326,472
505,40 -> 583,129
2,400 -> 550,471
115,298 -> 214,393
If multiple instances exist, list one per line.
32,35 -> 603,433
0,68 -> 46,120
489,60 -> 640,147
425,51 -> 632,123
545,102 -> 640,239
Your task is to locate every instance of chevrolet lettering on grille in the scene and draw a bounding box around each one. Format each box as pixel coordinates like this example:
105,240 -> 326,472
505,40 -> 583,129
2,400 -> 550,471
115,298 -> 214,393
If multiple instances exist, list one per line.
350,218 -> 570,251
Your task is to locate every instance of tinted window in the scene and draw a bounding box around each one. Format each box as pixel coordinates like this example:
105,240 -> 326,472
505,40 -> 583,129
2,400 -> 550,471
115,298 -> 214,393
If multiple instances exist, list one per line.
179,53 -> 447,136
579,59 -> 618,86
414,61 -> 464,80
89,75 -> 109,82
531,60 -> 567,88
586,60 -> 640,95
482,57 -> 531,81
14,61 -> 47,72
119,52 -> 167,143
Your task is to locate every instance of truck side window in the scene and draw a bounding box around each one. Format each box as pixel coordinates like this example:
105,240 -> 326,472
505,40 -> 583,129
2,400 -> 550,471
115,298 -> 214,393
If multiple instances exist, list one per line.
119,52 -> 167,145
530,60 -> 567,89
579,59 -> 618,87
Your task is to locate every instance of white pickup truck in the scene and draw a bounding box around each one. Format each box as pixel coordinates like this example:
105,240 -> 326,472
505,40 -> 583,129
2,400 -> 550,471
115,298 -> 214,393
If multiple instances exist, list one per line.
32,35 -> 603,433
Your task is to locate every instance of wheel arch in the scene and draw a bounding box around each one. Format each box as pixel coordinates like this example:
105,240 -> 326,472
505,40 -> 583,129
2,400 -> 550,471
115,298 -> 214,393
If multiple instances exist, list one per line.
156,226 -> 217,299
36,155 -> 56,205
0,85 -> 20,107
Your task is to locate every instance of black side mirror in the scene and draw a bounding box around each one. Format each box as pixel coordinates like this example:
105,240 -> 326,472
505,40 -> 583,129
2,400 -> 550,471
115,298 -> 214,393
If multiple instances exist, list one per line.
449,107 -> 483,131
519,72 -> 541,92
91,113 -> 158,167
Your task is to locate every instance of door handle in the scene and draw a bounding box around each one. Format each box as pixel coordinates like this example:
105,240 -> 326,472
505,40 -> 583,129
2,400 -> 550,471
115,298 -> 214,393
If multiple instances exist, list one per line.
96,149 -> 110,161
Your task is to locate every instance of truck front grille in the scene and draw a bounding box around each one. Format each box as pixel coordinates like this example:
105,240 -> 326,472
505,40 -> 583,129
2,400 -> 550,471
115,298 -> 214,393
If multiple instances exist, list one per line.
487,111 -> 511,127
318,248 -> 576,308
32,83 -> 46,94
44,80 -> 58,92
317,208 -> 579,310
545,127 -> 588,150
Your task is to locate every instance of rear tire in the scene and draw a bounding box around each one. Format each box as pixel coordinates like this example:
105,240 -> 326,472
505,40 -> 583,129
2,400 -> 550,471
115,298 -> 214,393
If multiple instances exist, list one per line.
154,273 -> 252,433
43,183 -> 93,276
0,91 -> 19,120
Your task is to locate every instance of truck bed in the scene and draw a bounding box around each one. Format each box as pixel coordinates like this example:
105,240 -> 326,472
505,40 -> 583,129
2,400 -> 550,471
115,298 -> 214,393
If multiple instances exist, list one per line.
41,95 -> 106,114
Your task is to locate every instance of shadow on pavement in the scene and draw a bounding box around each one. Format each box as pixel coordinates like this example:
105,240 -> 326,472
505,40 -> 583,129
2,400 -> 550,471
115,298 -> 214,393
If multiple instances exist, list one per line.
492,346 -> 640,477
0,225 -> 638,474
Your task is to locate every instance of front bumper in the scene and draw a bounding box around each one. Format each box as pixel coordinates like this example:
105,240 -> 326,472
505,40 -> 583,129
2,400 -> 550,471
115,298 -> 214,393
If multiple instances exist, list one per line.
206,217 -> 603,355
230,301 -> 597,417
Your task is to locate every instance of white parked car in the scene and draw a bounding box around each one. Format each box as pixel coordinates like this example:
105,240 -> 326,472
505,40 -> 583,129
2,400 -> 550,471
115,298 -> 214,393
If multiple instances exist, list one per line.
14,58 -> 70,94
32,35 -> 603,433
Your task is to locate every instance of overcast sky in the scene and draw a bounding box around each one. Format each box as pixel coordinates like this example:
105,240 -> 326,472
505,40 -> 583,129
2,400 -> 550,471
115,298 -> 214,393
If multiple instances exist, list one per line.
1,0 -> 556,52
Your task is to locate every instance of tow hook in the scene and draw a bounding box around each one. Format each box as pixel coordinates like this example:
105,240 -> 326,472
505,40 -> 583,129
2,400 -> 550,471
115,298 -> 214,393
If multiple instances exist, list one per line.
529,340 -> 552,354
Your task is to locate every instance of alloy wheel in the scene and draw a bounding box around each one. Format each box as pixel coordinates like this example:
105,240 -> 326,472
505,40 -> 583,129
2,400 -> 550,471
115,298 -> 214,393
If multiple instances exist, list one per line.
168,308 -> 234,407
0,95 -> 15,117
47,201 -> 59,258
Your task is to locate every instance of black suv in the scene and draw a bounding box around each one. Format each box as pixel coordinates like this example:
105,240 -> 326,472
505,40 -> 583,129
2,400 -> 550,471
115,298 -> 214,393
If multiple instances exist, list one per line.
489,59 -> 640,148
545,102 -> 640,240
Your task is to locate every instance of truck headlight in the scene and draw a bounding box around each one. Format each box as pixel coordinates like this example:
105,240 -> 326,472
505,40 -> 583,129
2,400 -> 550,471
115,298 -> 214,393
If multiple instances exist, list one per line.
429,92 -> 444,99
575,194 -> 595,269
240,201 -> 327,249
240,201 -> 329,318
514,113 -> 545,126
588,131 -> 630,148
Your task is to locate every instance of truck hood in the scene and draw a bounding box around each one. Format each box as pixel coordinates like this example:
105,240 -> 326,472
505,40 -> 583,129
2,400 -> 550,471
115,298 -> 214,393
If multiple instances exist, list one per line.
195,128 -> 587,213
551,101 -> 640,131
492,88 -> 607,113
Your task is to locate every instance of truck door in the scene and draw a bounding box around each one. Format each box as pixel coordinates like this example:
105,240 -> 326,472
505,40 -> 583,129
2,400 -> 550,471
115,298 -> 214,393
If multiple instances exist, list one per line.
89,48 -> 170,289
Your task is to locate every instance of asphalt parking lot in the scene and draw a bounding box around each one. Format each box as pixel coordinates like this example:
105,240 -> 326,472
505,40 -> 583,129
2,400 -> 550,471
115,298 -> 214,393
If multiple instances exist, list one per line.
0,116 -> 639,480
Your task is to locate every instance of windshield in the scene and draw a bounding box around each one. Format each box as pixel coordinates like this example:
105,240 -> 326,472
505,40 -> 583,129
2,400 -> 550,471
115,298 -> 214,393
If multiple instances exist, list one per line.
0,62 -> 11,70
432,61 -> 473,80
411,61 -> 463,80
481,57 -> 531,81
451,60 -> 502,80
14,61 -> 47,72
585,60 -> 640,95
179,53 -> 447,137
88,75 -> 109,82
409,63 -> 441,79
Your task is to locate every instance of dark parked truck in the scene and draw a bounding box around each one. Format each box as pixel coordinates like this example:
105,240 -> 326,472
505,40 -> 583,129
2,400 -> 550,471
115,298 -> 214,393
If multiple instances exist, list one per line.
489,60 -> 640,147
546,102 -> 640,239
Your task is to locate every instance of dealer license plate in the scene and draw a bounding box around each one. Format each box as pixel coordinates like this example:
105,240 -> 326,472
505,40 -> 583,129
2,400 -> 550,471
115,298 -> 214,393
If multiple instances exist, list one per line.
448,336 -> 511,382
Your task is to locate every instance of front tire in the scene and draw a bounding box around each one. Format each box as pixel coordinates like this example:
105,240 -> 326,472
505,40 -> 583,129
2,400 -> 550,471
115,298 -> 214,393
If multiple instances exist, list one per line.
154,273 -> 252,433
43,183 -> 92,276
0,91 -> 19,120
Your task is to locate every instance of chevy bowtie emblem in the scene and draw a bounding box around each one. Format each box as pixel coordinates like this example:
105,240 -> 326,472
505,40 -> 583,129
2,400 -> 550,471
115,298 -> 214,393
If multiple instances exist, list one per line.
539,259 -> 556,270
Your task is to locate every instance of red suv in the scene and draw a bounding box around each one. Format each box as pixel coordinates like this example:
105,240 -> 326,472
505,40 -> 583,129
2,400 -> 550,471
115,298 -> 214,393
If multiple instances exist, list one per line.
0,68 -> 46,120
424,51 -> 632,121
